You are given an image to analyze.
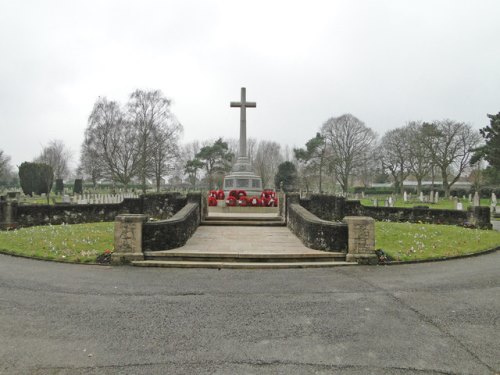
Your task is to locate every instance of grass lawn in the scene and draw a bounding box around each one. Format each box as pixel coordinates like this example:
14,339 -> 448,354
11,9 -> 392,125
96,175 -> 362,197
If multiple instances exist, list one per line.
376,222 -> 500,262
0,222 -> 114,263
0,221 -> 499,264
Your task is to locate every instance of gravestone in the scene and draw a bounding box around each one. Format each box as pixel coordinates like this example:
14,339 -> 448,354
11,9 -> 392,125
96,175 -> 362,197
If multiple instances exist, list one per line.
419,191 -> 424,202
403,191 -> 408,202
434,191 -> 439,204
473,191 -> 480,207
456,202 -> 463,210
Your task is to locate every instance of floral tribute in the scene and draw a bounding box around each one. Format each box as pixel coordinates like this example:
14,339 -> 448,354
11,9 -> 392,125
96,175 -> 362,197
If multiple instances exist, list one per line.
208,189 -> 278,207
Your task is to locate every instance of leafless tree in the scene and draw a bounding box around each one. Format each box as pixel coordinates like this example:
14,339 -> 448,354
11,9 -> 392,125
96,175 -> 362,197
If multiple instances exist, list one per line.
77,136 -> 104,189
380,127 -> 411,194
149,121 -> 183,192
34,139 -> 72,179
84,97 -> 140,189
406,121 -> 433,194
422,120 -> 481,197
254,140 -> 283,188
0,150 -> 11,180
127,89 -> 181,193
322,114 -> 377,194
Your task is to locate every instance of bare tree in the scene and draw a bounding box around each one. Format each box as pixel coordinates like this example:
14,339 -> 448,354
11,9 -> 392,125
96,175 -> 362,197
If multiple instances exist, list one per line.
254,140 -> 283,189
127,89 -> 180,193
84,97 -> 140,189
149,121 -> 183,192
0,150 -> 11,181
380,127 -> 411,194
406,121 -> 433,194
423,120 -> 481,197
35,139 -> 72,179
322,114 -> 377,194
77,136 -> 104,189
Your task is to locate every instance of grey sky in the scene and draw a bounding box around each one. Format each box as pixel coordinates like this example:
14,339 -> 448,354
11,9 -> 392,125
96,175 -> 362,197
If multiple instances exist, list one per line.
1,0 -> 499,169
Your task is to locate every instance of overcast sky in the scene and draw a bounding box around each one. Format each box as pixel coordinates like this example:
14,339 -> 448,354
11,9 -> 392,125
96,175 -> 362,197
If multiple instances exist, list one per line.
1,0 -> 499,169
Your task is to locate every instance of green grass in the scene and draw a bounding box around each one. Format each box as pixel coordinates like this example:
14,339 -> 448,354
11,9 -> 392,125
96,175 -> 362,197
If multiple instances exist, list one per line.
0,222 -> 114,263
0,221 -> 498,264
376,222 -> 500,262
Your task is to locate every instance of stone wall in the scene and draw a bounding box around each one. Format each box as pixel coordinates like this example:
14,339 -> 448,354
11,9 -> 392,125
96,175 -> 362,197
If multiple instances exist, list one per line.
0,193 -> 186,229
142,194 -> 201,252
287,194 -> 348,252
299,194 -> 491,229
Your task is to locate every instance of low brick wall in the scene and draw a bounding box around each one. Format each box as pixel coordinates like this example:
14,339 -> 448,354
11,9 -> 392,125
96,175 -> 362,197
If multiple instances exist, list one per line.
0,193 -> 186,229
287,194 -> 347,252
142,193 -> 201,251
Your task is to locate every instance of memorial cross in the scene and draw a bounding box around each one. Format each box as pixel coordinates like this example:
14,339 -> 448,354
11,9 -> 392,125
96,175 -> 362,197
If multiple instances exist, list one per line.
230,87 -> 256,158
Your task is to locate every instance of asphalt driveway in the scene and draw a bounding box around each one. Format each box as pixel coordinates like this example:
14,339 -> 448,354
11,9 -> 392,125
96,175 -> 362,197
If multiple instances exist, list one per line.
0,251 -> 498,375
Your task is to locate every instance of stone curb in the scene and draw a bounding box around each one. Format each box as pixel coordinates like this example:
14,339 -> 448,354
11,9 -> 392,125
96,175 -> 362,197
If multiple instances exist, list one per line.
0,248 -> 110,266
381,246 -> 500,266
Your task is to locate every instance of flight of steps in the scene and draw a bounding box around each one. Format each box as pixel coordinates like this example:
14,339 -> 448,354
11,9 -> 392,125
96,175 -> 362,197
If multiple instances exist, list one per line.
131,213 -> 351,269
201,214 -> 285,227
133,250 -> 350,269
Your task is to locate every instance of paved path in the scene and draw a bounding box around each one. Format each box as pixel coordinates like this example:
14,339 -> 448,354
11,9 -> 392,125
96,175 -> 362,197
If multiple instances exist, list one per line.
0,251 -> 499,375
171,226 -> 328,255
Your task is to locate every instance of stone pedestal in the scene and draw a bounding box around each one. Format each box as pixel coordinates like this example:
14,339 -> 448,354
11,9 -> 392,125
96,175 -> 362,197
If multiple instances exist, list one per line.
223,156 -> 262,196
343,216 -> 377,265
112,214 -> 147,264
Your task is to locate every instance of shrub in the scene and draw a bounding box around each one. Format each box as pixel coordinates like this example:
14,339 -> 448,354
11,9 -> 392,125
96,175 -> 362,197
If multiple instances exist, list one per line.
18,162 -> 54,196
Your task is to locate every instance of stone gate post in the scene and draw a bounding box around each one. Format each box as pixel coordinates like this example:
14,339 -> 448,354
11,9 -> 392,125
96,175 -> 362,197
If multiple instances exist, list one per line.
112,214 -> 148,264
343,216 -> 377,265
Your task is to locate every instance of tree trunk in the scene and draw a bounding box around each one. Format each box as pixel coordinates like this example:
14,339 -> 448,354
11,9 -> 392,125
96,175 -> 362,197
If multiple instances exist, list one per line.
441,168 -> 450,198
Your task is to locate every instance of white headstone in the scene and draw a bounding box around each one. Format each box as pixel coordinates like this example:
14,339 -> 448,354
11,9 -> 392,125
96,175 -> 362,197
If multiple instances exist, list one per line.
403,191 -> 408,202
473,191 -> 480,207
434,191 -> 439,204
492,193 -> 497,206
419,191 -> 424,202
388,196 -> 393,207
456,202 -> 463,210
469,193 -> 472,203
429,191 -> 434,204
62,195 -> 70,203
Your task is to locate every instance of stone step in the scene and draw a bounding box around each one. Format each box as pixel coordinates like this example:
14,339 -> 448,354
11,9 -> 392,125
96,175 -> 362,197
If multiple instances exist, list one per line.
143,251 -> 347,263
201,220 -> 285,226
131,260 -> 354,269
204,215 -> 282,221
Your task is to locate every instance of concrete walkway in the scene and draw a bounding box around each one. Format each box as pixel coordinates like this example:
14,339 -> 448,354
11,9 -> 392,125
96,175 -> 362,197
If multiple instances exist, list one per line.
166,226 -> 327,255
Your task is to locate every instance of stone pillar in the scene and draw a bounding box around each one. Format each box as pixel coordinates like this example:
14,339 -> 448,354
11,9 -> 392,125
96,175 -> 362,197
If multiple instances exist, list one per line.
0,199 -> 18,230
467,206 -> 492,230
112,214 -> 148,264
343,216 -> 377,265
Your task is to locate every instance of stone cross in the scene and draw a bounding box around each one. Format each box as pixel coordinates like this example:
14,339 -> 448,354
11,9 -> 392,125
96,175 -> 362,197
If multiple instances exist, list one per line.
230,87 -> 256,158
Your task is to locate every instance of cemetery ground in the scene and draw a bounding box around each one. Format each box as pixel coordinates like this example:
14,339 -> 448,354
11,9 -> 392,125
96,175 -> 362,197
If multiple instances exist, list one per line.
0,250 -> 498,374
0,221 -> 499,264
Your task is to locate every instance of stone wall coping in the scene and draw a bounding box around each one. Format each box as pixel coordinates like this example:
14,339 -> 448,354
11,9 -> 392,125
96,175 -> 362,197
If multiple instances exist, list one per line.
143,202 -> 199,226
290,203 -> 347,228
343,216 -> 375,223
115,214 -> 148,223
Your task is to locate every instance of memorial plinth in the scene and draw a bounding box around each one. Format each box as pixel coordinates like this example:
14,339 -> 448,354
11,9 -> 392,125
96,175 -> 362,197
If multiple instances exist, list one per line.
224,87 -> 262,196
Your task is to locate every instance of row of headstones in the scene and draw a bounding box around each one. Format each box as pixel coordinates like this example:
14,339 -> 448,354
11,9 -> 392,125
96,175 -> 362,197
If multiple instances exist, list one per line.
74,193 -> 139,205
371,191 -> 497,211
